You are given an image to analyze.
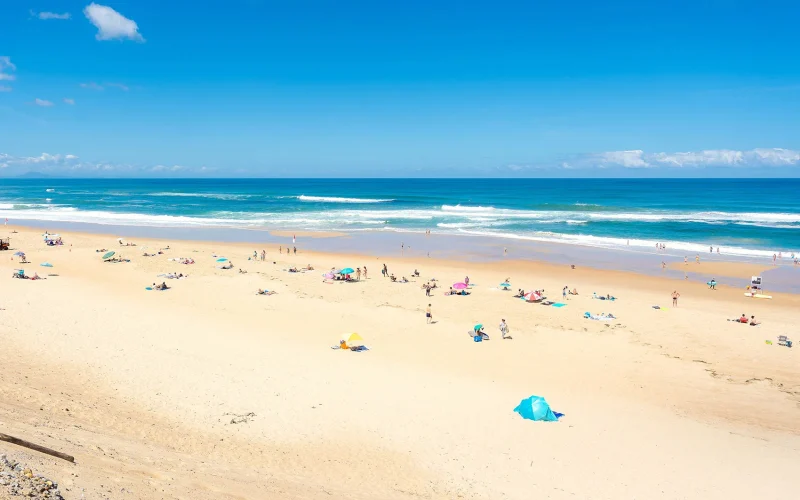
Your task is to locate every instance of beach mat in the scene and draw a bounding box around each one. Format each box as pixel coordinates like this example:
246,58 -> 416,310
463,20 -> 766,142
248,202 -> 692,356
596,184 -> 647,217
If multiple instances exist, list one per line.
551,303 -> 567,308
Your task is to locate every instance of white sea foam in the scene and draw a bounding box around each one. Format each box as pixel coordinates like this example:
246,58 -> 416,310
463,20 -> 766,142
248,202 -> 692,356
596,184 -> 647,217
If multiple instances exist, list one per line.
450,228 -> 783,258
297,195 -> 394,203
46,189 -> 55,192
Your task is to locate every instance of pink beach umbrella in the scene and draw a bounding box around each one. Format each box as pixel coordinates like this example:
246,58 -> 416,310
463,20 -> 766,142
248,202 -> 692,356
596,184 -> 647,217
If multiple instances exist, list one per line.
323,272 -> 336,279
452,282 -> 468,290
524,291 -> 542,302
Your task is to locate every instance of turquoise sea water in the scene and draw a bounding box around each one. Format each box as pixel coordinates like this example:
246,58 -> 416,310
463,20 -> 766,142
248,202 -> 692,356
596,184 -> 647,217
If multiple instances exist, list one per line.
1,178 -> 799,258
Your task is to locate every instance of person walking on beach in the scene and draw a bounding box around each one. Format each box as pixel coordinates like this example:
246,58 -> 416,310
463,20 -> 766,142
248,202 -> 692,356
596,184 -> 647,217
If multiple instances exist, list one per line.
773,253 -> 777,265
261,249 -> 265,261
426,304 -> 433,324
672,290 -> 680,307
425,284 -> 431,297
562,286 -> 568,300
695,255 -> 700,264
363,266 -> 368,279
684,256 -> 687,265
293,246 -> 297,255
382,263 -> 388,278
253,250 -> 258,260
279,246 -> 282,254
499,319 -> 510,339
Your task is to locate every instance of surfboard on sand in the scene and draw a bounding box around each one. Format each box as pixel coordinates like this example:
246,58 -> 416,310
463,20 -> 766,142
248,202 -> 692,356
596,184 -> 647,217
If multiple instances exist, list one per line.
744,292 -> 773,299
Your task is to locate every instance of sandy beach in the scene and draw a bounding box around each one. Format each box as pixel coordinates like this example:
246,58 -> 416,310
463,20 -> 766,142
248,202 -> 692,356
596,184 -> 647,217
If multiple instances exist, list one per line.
1,225 -> 798,499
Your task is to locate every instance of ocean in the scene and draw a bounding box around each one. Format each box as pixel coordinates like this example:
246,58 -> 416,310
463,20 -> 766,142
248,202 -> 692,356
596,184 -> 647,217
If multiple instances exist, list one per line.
1,178 -> 799,259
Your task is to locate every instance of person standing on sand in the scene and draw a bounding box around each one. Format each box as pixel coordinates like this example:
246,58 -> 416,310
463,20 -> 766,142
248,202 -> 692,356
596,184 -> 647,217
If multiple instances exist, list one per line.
253,250 -> 258,260
261,250 -> 265,261
499,319 -> 510,339
672,290 -> 680,306
695,255 -> 700,264
425,284 -> 431,297
661,261 -> 666,270
363,266 -> 368,279
382,263 -> 388,278
356,268 -> 361,280
279,246 -> 282,254
562,286 -> 568,300
426,304 -> 432,324
293,246 -> 297,255
684,256 -> 688,265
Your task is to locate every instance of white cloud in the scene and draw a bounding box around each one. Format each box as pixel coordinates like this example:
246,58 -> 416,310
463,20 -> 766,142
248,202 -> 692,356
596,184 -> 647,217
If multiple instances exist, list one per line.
0,56 -> 16,83
84,3 -> 145,42
34,98 -> 54,107
597,150 -> 650,168
63,98 -> 75,105
80,82 -> 104,90
583,148 -> 800,169
504,147 -> 800,173
33,11 -> 72,20
0,152 -> 209,177
106,82 -> 129,91
0,86 -> 11,92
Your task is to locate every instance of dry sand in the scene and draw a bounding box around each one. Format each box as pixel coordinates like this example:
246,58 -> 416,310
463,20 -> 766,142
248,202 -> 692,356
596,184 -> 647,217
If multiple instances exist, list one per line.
1,226 -> 798,499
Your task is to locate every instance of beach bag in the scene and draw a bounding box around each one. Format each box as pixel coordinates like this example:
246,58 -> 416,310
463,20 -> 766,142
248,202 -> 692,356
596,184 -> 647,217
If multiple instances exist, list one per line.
473,335 -> 482,342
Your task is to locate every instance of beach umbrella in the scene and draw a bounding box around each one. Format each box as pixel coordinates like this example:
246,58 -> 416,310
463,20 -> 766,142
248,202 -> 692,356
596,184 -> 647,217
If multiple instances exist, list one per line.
500,282 -> 510,289
339,267 -> 354,275
453,282 -> 468,290
513,395 -> 559,422
102,251 -> 115,260
323,272 -> 336,279
524,291 -> 542,302
40,262 -> 53,267
13,251 -> 25,257
341,332 -> 364,344
473,323 -> 483,331
216,257 -> 228,262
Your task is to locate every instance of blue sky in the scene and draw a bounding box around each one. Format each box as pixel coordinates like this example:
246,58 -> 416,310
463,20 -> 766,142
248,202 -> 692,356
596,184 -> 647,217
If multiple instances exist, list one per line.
1,0 -> 800,177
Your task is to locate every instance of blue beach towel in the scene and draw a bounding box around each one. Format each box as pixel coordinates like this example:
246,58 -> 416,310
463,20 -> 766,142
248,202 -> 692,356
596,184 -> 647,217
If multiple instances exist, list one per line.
551,303 -> 567,308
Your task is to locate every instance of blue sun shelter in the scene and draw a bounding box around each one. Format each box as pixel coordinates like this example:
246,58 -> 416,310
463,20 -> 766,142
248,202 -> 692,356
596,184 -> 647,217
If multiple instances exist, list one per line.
513,395 -> 560,422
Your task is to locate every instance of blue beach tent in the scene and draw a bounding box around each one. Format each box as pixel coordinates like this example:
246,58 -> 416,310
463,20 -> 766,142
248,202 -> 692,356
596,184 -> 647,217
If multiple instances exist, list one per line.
513,395 -> 560,422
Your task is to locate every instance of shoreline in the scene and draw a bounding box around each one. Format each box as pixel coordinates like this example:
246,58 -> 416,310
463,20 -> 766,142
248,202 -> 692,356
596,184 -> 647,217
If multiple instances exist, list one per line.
2,223 -> 799,499
6,218 -> 800,293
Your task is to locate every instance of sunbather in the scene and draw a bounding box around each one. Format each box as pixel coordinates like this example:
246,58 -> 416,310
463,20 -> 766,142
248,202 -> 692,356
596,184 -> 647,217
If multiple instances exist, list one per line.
256,289 -> 276,295
569,288 -> 579,295
749,315 -> 761,326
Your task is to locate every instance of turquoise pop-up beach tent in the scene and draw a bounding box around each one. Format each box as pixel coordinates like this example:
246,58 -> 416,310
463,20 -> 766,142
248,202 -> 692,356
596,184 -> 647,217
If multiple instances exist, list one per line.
513,395 -> 559,422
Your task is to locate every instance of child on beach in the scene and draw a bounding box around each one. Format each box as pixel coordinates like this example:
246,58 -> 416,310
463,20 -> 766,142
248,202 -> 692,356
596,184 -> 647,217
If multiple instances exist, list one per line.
499,319 -> 511,339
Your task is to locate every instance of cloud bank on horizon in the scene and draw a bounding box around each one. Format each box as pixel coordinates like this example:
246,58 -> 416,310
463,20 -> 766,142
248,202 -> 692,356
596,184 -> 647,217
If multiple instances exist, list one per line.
504,148 -> 800,172
2,148 -> 798,178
